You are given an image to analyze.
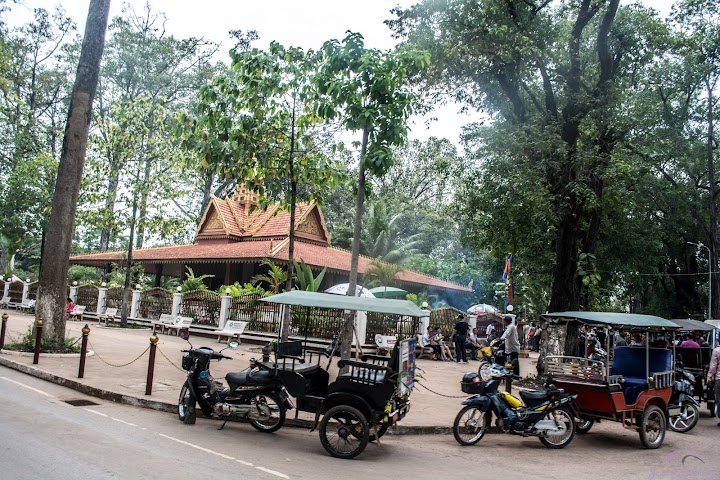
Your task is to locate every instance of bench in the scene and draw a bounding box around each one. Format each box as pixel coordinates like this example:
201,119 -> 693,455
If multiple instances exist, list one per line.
214,320 -> 247,343
1,296 -> 11,308
68,305 -> 86,321
166,316 -> 193,338
415,334 -> 434,359
18,299 -> 35,314
610,347 -> 673,405
98,307 -> 118,326
375,334 -> 397,355
151,314 -> 176,334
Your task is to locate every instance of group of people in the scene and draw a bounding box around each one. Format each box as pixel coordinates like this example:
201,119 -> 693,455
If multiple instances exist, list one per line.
423,314 -> 523,368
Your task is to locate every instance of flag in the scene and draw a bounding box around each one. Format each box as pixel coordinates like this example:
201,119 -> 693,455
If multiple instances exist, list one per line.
502,255 -> 512,280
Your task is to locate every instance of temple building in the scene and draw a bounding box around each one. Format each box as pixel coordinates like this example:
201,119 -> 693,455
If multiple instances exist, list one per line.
70,187 -> 471,297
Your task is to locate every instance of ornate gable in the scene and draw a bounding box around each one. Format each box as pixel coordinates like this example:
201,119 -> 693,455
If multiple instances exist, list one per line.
196,198 -> 230,238
295,202 -> 331,246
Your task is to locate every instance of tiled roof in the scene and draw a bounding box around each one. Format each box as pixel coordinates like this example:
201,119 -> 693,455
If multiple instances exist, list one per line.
70,239 -> 471,292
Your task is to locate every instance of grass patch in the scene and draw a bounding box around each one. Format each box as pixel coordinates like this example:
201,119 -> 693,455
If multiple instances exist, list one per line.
3,326 -> 81,354
102,321 -> 148,330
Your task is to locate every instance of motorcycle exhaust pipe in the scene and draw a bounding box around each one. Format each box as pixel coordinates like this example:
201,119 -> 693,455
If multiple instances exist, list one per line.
533,419 -> 568,436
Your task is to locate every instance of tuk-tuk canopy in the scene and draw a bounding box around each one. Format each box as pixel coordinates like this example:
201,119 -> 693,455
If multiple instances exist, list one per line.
261,291 -> 427,317
544,311 -> 680,330
670,318 -> 717,332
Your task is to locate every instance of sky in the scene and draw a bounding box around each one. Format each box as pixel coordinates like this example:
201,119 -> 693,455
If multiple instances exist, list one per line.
18,0 -> 676,146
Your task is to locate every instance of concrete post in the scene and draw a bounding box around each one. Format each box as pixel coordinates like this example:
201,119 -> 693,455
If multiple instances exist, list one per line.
69,285 -> 78,303
172,292 -> 182,317
3,281 -> 9,299
21,281 -> 29,303
97,287 -> 107,314
420,311 -> 430,334
354,311 -> 367,347
468,314 -> 478,330
130,289 -> 141,319
219,295 -> 232,329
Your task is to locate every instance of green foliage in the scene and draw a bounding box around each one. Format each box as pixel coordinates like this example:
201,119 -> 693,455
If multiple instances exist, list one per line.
4,326 -> 80,354
363,260 -> 400,289
181,266 -> 214,292
293,259 -> 326,292
218,282 -> 265,297
250,259 -> 287,294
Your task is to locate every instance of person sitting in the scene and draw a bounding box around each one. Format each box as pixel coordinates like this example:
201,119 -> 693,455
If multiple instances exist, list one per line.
65,297 -> 75,316
424,326 -> 442,361
465,327 -> 481,361
679,334 -> 700,348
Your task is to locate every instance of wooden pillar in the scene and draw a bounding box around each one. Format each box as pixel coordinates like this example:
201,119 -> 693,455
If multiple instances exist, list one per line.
154,264 -> 163,287
224,262 -> 231,285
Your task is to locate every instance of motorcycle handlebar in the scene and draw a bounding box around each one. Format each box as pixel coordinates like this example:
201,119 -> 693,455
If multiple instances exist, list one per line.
511,374 -> 521,380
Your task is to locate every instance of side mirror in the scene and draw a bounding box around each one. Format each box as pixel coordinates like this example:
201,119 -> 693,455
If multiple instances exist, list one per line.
228,340 -> 239,349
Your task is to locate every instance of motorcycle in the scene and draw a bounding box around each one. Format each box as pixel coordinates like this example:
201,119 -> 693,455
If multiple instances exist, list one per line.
178,340 -> 292,433
453,363 -> 578,449
668,366 -> 700,433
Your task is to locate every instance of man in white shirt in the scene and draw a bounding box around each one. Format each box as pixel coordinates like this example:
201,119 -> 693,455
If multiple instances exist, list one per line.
501,315 -> 521,375
485,322 -> 495,338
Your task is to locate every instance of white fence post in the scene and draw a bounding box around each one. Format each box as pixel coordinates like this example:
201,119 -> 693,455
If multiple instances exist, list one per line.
354,311 -> 367,347
3,281 -> 9,299
97,287 -> 107,314
219,294 -> 232,329
172,290 -> 182,317
420,310 -> 430,334
21,281 -> 29,303
130,288 -> 141,318
69,285 -> 78,303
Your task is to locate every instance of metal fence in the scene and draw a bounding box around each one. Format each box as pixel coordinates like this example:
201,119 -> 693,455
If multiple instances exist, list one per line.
228,293 -> 280,333
76,285 -> 99,312
8,281 -> 23,303
138,288 -> 173,319
181,289 -> 221,327
429,306 -> 466,339
290,307 -> 346,339
365,312 -> 418,344
28,282 -> 38,300
105,287 -> 124,310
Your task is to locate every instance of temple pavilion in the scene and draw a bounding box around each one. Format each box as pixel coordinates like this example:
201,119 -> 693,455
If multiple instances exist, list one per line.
70,187 -> 471,297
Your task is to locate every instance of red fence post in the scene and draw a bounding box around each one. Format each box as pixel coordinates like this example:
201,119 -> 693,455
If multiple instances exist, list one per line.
0,312 -> 8,350
33,319 -> 43,364
78,324 -> 90,378
145,334 -> 158,395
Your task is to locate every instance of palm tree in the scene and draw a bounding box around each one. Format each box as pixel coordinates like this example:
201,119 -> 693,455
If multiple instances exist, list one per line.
364,260 -> 401,290
251,259 -> 288,294
363,201 -> 423,264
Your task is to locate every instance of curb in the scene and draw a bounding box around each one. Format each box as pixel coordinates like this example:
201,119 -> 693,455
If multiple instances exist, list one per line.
0,355 -> 457,435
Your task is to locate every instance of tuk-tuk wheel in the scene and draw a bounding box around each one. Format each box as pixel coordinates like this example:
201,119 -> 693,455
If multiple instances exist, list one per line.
575,418 -> 594,434
638,406 -> 665,449
319,405 -> 369,459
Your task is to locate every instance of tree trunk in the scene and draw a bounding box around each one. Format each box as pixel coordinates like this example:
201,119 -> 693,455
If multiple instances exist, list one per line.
706,78 -> 718,320
536,320 -> 567,377
281,108 -> 297,342
340,127 -> 370,363
135,155 -> 153,249
37,0 -> 110,340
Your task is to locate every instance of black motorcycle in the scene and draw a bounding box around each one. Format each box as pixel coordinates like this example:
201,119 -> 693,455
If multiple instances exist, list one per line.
668,366 -> 700,433
178,341 -> 292,433
453,364 -> 578,449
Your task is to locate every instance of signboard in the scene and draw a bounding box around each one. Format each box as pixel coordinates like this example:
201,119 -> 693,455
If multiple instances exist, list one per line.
398,338 -> 416,395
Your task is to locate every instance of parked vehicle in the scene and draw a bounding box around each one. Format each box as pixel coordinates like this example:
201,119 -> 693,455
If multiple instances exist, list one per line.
668,364 -> 700,433
453,363 -> 578,449
178,341 -> 291,433
544,312 -> 680,449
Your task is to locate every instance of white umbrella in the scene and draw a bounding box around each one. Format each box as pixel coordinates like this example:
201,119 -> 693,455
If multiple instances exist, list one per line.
324,283 -> 376,298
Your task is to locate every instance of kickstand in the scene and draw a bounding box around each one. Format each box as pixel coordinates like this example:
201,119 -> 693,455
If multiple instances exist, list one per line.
218,418 -> 229,430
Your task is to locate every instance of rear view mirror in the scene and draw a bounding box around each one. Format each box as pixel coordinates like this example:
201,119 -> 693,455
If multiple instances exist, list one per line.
228,340 -> 239,349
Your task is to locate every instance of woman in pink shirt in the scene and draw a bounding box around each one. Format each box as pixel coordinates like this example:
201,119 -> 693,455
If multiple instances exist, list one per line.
708,345 -> 720,426
679,334 -> 700,348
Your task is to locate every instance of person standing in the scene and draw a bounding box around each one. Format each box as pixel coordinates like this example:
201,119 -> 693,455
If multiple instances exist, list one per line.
501,315 -> 521,374
707,344 -> 720,426
453,314 -> 470,363
465,327 -> 481,361
534,325 -> 542,352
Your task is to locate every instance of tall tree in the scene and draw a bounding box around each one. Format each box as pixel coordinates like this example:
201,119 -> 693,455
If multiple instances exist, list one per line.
37,0 -> 110,339
314,31 -> 429,360
185,41 -> 344,340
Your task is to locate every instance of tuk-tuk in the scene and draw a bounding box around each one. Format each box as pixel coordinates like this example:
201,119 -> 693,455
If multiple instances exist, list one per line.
543,312 -> 680,449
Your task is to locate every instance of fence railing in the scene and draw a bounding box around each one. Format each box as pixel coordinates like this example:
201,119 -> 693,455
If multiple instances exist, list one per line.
139,288 -> 173,319
181,289 -> 221,327
365,312 -> 418,344
76,285 -> 99,312
290,307 -> 345,339
105,287 -> 124,309
429,306 -> 466,338
8,281 -> 23,303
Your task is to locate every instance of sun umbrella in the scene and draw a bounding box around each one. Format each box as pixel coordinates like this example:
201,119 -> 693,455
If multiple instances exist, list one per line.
368,286 -> 408,299
324,283 -> 376,298
467,303 -> 498,315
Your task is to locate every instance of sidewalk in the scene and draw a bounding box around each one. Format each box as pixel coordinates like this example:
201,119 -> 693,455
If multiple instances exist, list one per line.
0,310 -> 541,434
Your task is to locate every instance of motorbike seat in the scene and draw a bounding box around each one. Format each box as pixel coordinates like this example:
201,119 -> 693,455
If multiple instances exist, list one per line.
226,370 -> 275,386
520,388 -> 565,407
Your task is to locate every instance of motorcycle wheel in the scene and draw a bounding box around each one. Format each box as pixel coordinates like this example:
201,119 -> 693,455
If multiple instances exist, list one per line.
539,406 -> 575,449
178,381 -> 196,425
639,405 -> 666,449
453,406 -> 489,446
319,405 -> 369,459
575,418 -> 594,434
249,392 -> 286,433
669,402 -> 699,433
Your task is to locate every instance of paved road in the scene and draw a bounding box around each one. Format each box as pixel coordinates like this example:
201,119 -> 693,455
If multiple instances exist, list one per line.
2,366 -> 719,480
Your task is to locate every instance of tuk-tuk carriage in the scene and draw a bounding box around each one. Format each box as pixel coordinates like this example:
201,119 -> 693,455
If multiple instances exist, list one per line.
259,291 -> 419,459
671,318 -> 717,415
543,312 -> 680,449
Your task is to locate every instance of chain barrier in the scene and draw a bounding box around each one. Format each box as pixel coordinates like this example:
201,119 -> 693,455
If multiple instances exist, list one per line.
414,381 -> 468,399
156,345 -> 184,372
88,339 -> 150,368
